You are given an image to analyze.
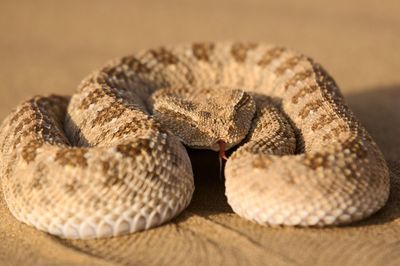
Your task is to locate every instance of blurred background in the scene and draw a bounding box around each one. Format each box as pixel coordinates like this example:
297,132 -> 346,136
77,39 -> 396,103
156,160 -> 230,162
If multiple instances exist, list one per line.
0,1 -> 399,265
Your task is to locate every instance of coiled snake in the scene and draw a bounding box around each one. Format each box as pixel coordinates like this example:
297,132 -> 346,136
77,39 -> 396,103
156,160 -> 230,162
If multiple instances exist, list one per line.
0,42 -> 390,239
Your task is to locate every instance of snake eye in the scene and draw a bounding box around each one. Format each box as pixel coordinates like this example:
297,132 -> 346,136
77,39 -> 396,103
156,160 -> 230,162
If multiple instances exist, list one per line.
234,91 -> 252,110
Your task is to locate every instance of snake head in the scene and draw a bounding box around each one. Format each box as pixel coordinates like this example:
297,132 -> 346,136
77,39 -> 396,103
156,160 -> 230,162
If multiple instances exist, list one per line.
151,86 -> 256,152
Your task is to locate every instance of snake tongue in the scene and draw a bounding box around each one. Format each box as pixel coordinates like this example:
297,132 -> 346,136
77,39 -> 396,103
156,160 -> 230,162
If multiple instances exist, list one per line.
217,140 -> 228,180
218,140 -> 228,160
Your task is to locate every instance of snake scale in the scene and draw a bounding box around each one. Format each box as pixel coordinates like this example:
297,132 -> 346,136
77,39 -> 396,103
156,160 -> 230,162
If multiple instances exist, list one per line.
0,42 -> 390,239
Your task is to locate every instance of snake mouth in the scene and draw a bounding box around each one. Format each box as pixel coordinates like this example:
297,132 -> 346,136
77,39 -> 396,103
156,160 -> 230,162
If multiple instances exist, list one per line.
217,140 -> 228,161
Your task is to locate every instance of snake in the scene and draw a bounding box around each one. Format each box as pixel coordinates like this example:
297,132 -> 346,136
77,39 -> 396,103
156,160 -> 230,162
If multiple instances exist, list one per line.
0,42 -> 390,239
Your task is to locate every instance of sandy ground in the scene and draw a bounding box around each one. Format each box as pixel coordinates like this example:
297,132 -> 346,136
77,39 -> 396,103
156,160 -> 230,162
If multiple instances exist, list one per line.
0,0 -> 399,265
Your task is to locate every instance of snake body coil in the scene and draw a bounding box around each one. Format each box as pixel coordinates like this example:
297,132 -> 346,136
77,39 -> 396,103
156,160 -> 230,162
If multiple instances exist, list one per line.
0,42 -> 389,239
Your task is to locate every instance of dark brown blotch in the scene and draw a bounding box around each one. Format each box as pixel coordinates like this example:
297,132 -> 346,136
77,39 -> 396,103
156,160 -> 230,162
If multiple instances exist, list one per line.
55,148 -> 88,168
231,42 -> 258,63
31,163 -> 48,190
116,139 -> 152,158
121,56 -> 150,74
298,99 -> 323,119
92,102 -> 125,125
79,88 -> 105,110
274,55 -> 304,75
331,124 -> 348,136
64,179 -> 82,195
284,70 -> 313,91
192,43 -> 215,62
251,155 -> 272,169
21,140 -> 43,163
257,46 -> 286,66
291,84 -> 318,103
101,159 -> 125,187
311,113 -> 336,131
150,48 -> 179,65
8,105 -> 33,125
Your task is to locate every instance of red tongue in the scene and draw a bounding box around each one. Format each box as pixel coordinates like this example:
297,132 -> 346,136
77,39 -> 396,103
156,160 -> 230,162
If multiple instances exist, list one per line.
218,140 -> 228,160
217,140 -> 228,180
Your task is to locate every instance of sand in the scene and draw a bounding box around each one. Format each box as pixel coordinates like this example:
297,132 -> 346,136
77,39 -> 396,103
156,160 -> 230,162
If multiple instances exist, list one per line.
0,0 -> 399,265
